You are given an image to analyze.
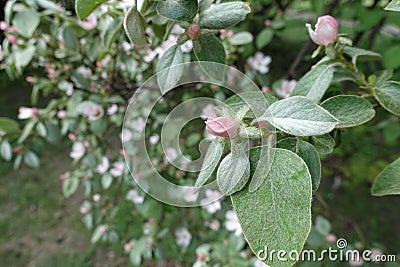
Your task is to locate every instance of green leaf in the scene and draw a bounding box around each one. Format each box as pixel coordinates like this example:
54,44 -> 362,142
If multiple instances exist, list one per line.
18,120 -> 36,144
310,134 -> 335,154
0,139 -> 12,161
315,216 -> 331,236
35,0 -> 64,12
156,45 -> 184,93
248,144 -> 275,192
372,157 -> 400,196
124,7 -> 149,46
195,139 -> 225,189
24,151 -> 40,168
15,46 -> 36,71
260,96 -> 338,136
194,34 -> 226,64
321,95 -> 375,128
343,46 -> 381,66
291,65 -> 334,103
12,9 -> 40,38
156,0 -> 198,21
374,81 -> 400,116
91,224 -> 107,243
62,26 -> 79,50
277,138 -> 321,193
217,151 -> 250,195
200,2 -> 251,29
375,69 -> 393,86
385,0 -> 400,11
383,46 -> 400,70
0,117 -> 20,136
62,177 -> 80,198
101,173 -> 113,189
224,92 -> 277,119
228,31 -> 253,46
75,0 -> 108,20
256,28 -> 274,49
231,148 -> 312,267
101,17 -> 123,48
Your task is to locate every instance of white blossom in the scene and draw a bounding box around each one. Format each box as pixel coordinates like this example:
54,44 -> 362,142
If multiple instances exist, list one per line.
82,103 -> 104,121
76,66 -> 93,77
175,227 -> 192,248
126,189 -> 145,204
78,14 -> 97,30
247,52 -> 272,74
275,79 -> 296,99
96,156 -> 110,174
205,219 -> 220,231
254,259 -> 270,267
200,189 -> 222,214
224,210 -> 242,236
110,161 -> 125,177
182,187 -> 199,203
121,128 -> 133,142
149,134 -> 160,145
69,142 -> 86,160
107,104 -> 118,115
164,147 -> 178,162
18,107 -> 38,119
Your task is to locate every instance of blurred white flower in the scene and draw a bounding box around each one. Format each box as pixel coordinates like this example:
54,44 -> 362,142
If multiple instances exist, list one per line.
122,41 -> 133,52
254,259 -> 270,267
121,128 -> 133,142
181,40 -> 193,53
348,256 -> 364,266
134,117 -> 146,132
93,193 -> 101,202
175,227 -> 192,248
224,210 -> 242,236
200,189 -> 222,214
18,107 -> 38,119
96,156 -> 110,174
78,14 -> 97,30
164,147 -> 178,162
149,134 -> 160,145
275,79 -> 296,99
370,248 -> 383,262
69,142 -> 86,159
76,66 -> 93,77
205,219 -> 220,231
82,103 -> 104,121
107,104 -> 118,115
200,104 -> 216,119
171,24 -> 185,35
66,82 -> 74,96
110,161 -> 125,177
57,110 -> 67,119
126,189 -> 144,204
247,52 -> 272,74
182,187 -> 199,203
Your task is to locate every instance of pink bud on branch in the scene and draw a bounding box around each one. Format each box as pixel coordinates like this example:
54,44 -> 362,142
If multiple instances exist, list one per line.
306,15 -> 338,46
205,114 -> 238,138
187,24 -> 201,40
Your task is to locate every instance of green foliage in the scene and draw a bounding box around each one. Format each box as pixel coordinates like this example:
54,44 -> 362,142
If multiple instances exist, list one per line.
124,6 -> 149,46
156,45 -> 184,93
156,0 -> 199,21
194,34 -> 226,64
291,65 -> 334,103
12,9 -> 40,38
372,157 -> 400,196
374,81 -> 400,116
320,95 -> 376,128
75,0 -> 109,19
260,96 -> 338,136
199,2 -> 251,29
231,148 -> 312,267
385,0 -> 400,12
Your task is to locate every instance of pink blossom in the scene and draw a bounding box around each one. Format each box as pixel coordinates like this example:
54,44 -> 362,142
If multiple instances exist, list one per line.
124,242 -> 134,252
57,110 -> 67,119
6,34 -> 17,44
247,52 -> 272,74
93,194 -> 101,202
69,142 -> 86,160
25,76 -> 37,84
275,79 -> 297,99
306,15 -> 338,46
326,234 -> 337,243
78,14 -> 98,30
205,113 -> 238,138
187,24 -> 201,40
261,86 -> 270,92
82,103 -> 104,121
80,207 -> 88,214
0,21 -> 8,31
110,161 -> 125,177
18,107 -> 39,119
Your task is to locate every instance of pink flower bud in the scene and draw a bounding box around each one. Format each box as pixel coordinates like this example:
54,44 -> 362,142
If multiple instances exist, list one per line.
187,24 -> 201,40
0,21 -> 8,31
205,114 -> 238,138
306,15 -> 338,46
6,34 -> 17,44
25,76 -> 37,84
57,110 -> 67,119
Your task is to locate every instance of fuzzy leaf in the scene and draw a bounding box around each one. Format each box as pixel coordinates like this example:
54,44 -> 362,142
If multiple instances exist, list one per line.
124,7 -> 149,46
217,152 -> 250,195
156,45 -> 184,93
374,81 -> 400,116
156,0 -> 198,21
75,0 -> 108,20
195,140 -> 225,189
372,157 -> 400,196
231,148 -> 312,267
200,2 -> 251,29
